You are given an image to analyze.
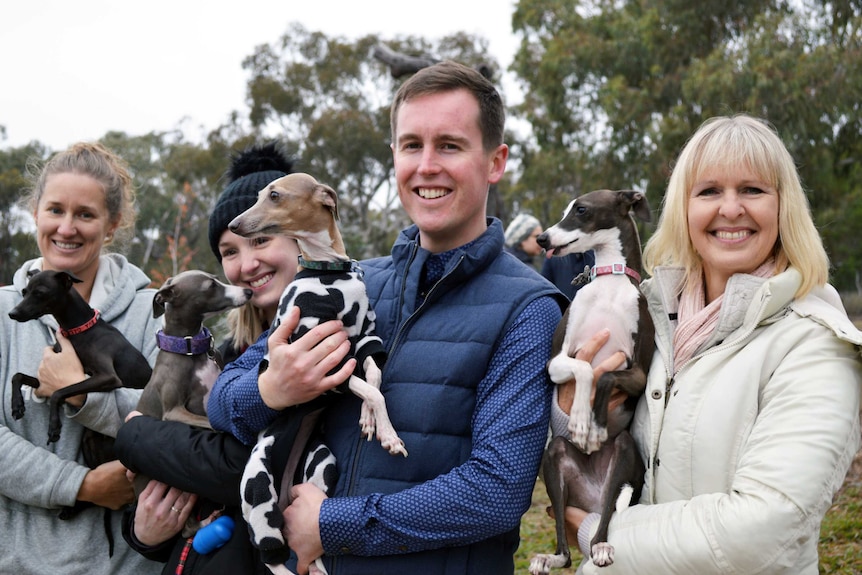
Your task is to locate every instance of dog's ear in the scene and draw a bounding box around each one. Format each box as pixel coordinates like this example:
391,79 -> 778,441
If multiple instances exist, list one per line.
57,271 -> 83,291
315,184 -> 339,221
619,190 -> 652,223
152,283 -> 174,318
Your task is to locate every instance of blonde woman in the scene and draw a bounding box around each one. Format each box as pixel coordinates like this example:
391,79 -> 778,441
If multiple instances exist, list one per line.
564,115 -> 861,574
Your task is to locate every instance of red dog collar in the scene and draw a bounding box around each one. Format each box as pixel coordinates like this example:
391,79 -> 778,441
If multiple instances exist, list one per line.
60,310 -> 100,337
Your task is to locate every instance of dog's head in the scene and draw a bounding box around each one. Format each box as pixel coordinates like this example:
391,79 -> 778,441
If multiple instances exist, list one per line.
153,270 -> 252,321
537,189 -> 651,257
9,270 -> 81,322
228,172 -> 339,242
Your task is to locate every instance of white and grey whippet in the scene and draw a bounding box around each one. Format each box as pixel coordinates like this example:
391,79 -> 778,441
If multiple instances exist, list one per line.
529,189 -> 655,573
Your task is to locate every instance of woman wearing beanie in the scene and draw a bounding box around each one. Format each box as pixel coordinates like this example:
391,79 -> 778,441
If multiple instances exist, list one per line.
114,142 -> 303,575
504,213 -> 543,268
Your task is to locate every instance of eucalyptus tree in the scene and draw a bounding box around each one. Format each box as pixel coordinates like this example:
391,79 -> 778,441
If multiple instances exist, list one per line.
239,23 -> 503,258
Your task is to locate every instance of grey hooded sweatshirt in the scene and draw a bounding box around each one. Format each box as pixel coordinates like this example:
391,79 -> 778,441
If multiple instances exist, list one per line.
0,254 -> 163,574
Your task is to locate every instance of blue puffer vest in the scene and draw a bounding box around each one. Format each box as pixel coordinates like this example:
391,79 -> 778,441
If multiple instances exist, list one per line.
320,219 -> 566,574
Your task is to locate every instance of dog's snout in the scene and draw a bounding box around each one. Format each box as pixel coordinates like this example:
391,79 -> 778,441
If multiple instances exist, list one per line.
536,232 -> 551,249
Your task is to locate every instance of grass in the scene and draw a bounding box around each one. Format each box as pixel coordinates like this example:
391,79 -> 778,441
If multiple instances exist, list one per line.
517,474 -> 862,574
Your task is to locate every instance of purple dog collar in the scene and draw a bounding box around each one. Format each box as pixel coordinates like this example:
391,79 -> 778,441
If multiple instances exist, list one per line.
156,327 -> 213,356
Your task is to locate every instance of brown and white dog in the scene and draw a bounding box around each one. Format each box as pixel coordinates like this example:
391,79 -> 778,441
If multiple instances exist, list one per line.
529,189 -> 654,572
229,172 -> 406,575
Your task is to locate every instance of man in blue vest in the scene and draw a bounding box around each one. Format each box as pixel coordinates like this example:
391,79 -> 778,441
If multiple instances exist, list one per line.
209,60 -> 575,574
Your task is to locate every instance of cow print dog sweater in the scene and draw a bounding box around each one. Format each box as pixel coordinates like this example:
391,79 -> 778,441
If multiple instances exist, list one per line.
240,266 -> 385,571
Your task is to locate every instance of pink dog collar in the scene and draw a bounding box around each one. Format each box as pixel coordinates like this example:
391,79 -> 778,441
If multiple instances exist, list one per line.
589,263 -> 641,283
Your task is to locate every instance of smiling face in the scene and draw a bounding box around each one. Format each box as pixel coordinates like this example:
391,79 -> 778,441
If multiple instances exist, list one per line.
218,230 -> 299,324
34,172 -> 118,286
687,164 -> 780,302
391,88 -> 507,253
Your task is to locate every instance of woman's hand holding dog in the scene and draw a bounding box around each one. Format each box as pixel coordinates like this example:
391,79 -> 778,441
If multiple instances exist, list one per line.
556,329 -> 628,416
259,306 -> 355,410
77,459 -> 136,510
36,332 -> 88,408
132,479 -> 198,546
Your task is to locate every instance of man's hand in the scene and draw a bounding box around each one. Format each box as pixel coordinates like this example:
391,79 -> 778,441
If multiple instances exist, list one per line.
258,307 -> 355,410
557,329 -> 627,415
283,483 -> 326,574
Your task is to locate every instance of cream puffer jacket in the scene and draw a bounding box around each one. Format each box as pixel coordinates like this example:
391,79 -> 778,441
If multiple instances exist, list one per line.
579,267 -> 862,575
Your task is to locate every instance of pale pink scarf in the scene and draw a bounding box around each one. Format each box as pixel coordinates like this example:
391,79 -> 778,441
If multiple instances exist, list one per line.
672,259 -> 776,373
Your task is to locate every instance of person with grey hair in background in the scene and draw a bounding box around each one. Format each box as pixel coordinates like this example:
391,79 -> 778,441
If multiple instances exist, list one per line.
504,213 -> 543,269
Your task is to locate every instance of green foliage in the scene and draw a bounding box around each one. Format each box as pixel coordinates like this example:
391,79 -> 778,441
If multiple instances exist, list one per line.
0,142 -> 49,283
3,10 -> 860,289
510,0 -> 862,289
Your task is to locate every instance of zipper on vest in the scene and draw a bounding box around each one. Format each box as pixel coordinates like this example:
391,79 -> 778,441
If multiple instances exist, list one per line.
388,253 -> 465,356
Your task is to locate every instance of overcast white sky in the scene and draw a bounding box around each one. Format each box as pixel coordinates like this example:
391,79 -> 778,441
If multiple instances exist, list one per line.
0,0 -> 521,151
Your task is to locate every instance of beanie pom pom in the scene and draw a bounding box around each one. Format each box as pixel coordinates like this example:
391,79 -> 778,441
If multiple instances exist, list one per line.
228,142 -> 294,183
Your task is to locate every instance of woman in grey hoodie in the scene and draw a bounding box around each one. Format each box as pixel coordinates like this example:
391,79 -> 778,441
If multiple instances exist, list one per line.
0,142 -> 163,574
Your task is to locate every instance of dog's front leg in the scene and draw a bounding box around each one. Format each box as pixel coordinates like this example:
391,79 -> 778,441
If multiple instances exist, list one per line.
45,374 -> 120,443
358,357 -> 381,441
10,373 -> 39,419
350,359 -> 407,457
549,353 -> 597,453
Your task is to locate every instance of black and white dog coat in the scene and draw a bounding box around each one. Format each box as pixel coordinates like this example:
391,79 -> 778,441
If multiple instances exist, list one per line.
240,265 -> 385,570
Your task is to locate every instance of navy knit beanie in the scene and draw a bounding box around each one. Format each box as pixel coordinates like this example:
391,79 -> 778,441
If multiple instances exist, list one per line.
208,142 -> 295,261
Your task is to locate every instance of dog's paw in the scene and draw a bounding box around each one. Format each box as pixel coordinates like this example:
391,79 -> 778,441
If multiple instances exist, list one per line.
11,404 -> 25,419
379,431 -> 408,457
529,552 -> 568,574
568,407 -> 592,452
585,422 -> 608,454
358,403 -> 376,440
591,542 -> 615,567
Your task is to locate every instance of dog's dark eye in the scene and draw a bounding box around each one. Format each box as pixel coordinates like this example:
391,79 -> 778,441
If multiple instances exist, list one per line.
269,191 -> 280,202
575,206 -> 588,216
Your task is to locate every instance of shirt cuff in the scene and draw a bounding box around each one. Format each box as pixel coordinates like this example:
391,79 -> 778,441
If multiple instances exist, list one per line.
577,512 -> 601,557
319,495 -> 368,556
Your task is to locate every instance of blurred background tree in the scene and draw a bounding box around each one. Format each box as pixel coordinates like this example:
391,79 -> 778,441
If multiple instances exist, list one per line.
0,1 -> 859,291
508,0 -> 862,289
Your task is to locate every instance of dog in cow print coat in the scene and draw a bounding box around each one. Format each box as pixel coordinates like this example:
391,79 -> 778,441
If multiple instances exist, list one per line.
229,172 -> 407,574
